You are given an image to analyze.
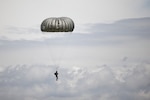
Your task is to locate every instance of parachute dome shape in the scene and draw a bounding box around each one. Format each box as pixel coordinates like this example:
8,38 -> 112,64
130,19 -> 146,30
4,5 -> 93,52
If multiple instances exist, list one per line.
41,17 -> 74,32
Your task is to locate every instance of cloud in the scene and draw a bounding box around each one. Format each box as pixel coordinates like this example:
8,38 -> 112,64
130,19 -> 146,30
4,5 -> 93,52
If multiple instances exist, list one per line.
88,17 -> 150,39
0,60 -> 150,100
1,17 -> 149,43
0,26 -> 60,41
0,17 -> 149,66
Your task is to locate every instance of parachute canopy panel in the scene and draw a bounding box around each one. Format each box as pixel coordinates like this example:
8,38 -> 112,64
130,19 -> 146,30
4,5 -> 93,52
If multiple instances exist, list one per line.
41,17 -> 74,32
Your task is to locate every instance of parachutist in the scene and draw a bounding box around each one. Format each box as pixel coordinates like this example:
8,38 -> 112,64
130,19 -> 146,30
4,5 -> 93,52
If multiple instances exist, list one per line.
41,17 -> 74,82
54,71 -> 58,81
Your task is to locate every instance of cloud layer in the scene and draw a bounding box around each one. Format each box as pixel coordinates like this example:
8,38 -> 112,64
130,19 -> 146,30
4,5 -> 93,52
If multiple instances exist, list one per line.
1,17 -> 150,41
0,60 -> 150,100
0,17 -> 150,66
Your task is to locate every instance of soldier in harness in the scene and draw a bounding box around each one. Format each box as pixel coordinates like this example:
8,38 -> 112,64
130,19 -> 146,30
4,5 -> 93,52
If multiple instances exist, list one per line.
54,71 -> 58,81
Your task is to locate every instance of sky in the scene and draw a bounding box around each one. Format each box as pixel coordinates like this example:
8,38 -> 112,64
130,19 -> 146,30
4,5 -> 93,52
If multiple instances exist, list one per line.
0,0 -> 150,100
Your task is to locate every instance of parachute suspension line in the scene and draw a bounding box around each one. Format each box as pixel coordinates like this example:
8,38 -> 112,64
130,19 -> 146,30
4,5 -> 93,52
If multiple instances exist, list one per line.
58,32 -> 72,67
43,36 -> 54,66
43,34 -> 59,66
51,34 -> 60,66
56,66 -> 59,71
52,33 -> 66,67
42,33 -> 70,67
47,32 -> 69,68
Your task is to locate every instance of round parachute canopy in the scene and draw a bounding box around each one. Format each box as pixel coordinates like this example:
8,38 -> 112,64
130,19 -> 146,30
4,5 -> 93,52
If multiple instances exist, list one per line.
41,17 -> 74,32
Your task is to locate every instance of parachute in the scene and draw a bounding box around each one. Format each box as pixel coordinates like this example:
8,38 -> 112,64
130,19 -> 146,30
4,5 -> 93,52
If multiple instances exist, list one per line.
41,17 -> 74,32
41,17 -> 74,68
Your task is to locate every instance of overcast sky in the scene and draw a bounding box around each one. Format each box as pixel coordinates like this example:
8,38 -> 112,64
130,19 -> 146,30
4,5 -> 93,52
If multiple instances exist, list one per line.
0,0 -> 150,100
